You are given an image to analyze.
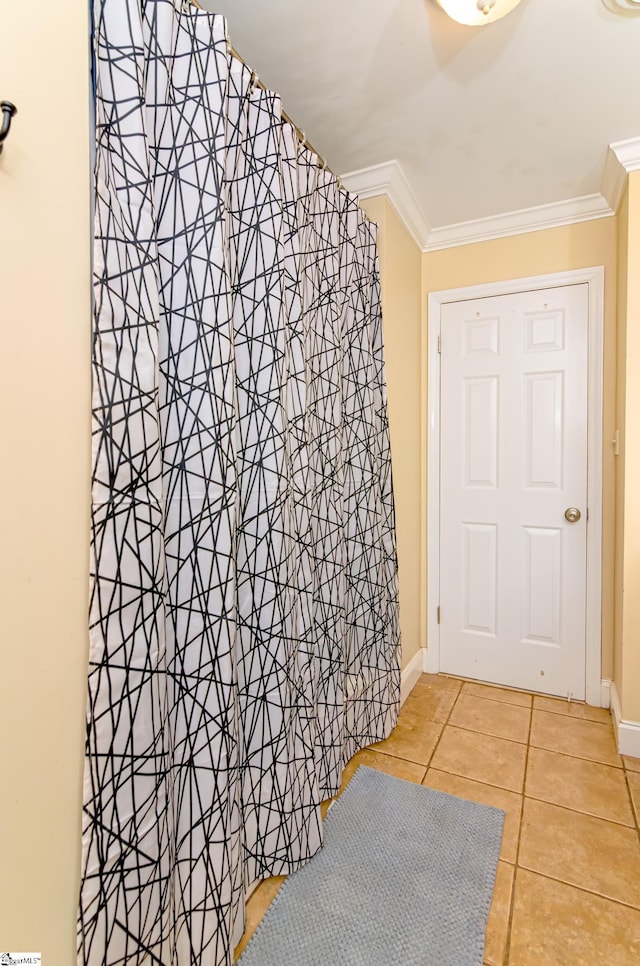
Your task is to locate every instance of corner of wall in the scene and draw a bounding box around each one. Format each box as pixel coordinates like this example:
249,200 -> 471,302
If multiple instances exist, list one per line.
359,194 -> 423,672
618,172 -> 640,724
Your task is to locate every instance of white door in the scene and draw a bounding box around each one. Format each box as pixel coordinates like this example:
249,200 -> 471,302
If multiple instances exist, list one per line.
439,284 -> 589,699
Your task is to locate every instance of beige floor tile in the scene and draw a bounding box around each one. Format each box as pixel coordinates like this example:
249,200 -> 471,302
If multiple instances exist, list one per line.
371,710 -> 443,766
484,861 -> 514,966
533,693 -> 612,725
530,709 -> 621,767
519,797 -> 640,907
232,670 -> 640,964
449,693 -> 530,744
525,746 -> 635,826
424,768 -> 522,863
338,746 -> 427,793
628,772 -> 640,826
413,672 -> 463,693
320,797 -> 333,820
509,869 -> 640,965
429,726 -> 527,792
402,686 -> 457,724
460,680 -> 532,708
234,876 -> 286,960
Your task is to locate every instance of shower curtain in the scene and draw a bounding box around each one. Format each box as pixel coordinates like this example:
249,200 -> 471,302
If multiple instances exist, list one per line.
79,1 -> 401,963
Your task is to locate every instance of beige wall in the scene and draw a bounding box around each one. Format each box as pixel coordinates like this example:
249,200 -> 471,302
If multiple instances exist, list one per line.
361,197 -> 424,670
0,0 -> 91,961
422,218 -> 619,682
616,172 -> 640,721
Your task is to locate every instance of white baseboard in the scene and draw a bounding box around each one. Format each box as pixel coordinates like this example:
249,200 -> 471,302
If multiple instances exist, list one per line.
600,678 -> 611,709
400,648 -> 425,705
610,680 -> 640,757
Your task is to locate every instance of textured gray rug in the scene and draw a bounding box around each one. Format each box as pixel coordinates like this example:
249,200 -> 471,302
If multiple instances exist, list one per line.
238,765 -> 505,966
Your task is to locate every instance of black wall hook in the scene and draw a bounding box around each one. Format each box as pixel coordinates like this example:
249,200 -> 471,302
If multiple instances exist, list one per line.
0,101 -> 18,155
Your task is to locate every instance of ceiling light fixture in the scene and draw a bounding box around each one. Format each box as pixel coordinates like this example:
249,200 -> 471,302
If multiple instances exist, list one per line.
602,0 -> 640,13
433,0 -> 524,26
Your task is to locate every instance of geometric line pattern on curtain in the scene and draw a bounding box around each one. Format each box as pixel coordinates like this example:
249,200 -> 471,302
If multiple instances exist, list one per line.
79,1 -> 401,963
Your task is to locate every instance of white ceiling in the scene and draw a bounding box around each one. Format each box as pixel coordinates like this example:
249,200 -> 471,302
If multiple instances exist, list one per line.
200,0 -> 640,242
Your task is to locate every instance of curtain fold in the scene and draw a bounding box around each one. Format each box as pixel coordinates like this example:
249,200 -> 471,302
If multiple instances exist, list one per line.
80,1 -> 401,963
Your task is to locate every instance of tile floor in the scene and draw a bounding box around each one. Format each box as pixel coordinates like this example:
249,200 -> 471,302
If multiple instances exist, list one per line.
235,674 -> 640,964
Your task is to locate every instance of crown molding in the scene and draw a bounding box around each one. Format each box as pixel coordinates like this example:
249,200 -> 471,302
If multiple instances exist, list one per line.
422,193 -> 613,252
340,161 -> 431,250
602,137 -> 640,211
341,139 -> 640,253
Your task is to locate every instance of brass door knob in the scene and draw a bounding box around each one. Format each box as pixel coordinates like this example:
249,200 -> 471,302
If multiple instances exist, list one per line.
564,507 -> 581,523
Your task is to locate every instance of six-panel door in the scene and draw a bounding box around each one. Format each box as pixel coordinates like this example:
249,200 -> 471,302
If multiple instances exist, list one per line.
439,284 -> 589,699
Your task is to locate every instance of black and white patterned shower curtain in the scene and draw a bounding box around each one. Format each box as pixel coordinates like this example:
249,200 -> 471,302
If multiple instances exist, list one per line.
79,1 -> 400,963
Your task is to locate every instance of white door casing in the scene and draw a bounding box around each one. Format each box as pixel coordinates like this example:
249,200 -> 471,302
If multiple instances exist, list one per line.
426,268 -> 604,706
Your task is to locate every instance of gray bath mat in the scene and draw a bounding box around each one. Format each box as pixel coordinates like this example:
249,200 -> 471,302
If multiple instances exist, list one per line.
238,764 -> 505,965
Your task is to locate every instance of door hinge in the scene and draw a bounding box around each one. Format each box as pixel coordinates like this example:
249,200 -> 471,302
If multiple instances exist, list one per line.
437,606 -> 440,624
437,334 -> 442,353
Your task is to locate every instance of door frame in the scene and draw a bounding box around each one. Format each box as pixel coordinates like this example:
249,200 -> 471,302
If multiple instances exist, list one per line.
425,266 -> 605,706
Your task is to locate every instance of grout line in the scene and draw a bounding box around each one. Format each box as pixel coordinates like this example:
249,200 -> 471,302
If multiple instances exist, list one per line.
622,763 -> 640,842
515,793 -> 640,830
516,866 -> 640,914
471,727 -> 617,764
521,790 -> 635,829
533,704 -> 612,723
443,722 -> 529,747
367,745 -> 429,783
503,692 -> 534,964
498,865 -> 516,966
361,674 -> 459,772
419,681 -> 463,776
533,708 -> 614,729
527,741 -> 623,769
543,716 -> 617,734
458,693 -> 533,711
452,675 -> 591,705
424,772 -> 521,796
453,675 -> 534,695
